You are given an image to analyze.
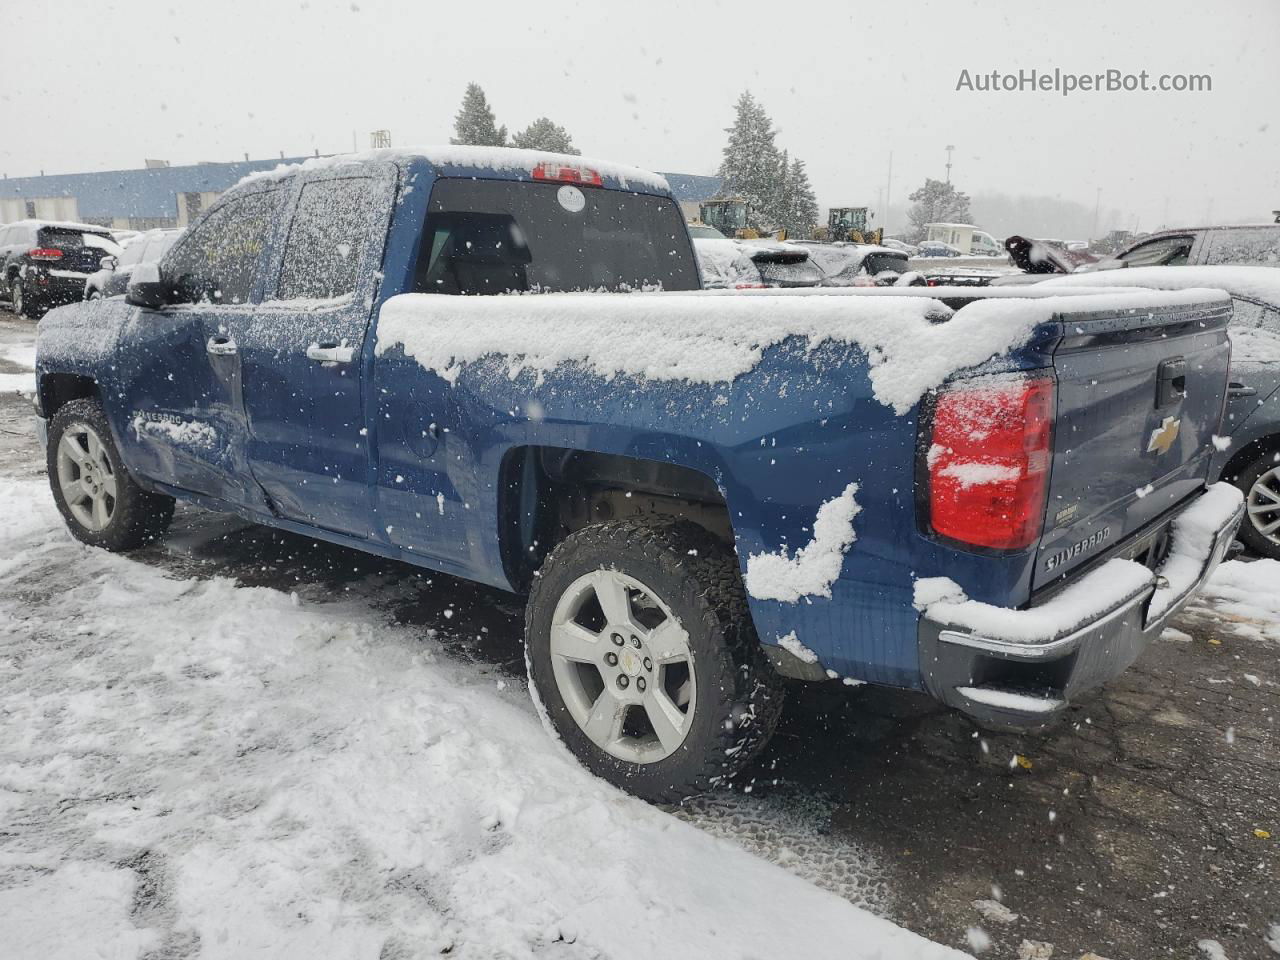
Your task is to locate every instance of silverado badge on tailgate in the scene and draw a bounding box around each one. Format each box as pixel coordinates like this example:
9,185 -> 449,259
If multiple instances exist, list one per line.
1147,416 -> 1181,455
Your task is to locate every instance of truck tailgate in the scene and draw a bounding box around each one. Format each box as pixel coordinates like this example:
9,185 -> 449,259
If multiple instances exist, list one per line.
1034,294 -> 1233,591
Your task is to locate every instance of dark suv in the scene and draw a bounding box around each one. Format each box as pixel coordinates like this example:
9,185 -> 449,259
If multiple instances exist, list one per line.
1,220 -> 121,318
1107,223 -> 1280,268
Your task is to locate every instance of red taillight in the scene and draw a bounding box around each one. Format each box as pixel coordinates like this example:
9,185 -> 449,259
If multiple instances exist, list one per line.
927,376 -> 1054,550
29,248 -> 64,261
531,162 -> 603,186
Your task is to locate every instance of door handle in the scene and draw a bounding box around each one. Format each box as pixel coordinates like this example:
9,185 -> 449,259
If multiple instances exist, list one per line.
206,335 -> 237,356
1228,382 -> 1257,398
306,342 -> 355,364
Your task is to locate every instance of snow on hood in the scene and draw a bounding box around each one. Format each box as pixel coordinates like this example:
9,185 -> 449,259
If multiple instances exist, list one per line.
1040,263 -> 1280,306
1041,265 -> 1280,362
377,287 -> 1231,415
237,145 -> 669,193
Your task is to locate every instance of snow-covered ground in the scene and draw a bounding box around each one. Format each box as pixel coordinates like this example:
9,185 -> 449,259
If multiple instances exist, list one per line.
0,474 -> 965,960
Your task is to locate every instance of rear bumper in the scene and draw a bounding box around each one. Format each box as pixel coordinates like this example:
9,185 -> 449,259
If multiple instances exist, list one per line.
21,271 -> 91,304
919,485 -> 1245,729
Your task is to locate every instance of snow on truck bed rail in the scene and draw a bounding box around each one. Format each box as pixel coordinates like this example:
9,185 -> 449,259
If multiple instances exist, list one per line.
377,287 -> 1229,415
237,144 -> 669,192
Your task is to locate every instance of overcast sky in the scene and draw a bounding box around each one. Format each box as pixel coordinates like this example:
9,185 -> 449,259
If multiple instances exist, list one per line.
5,0 -> 1278,232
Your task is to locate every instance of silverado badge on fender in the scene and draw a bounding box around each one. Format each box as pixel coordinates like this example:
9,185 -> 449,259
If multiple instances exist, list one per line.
1147,416 -> 1181,455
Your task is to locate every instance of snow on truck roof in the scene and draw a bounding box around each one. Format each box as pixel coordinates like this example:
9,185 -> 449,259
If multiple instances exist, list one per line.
4,218 -> 114,234
237,145 -> 670,193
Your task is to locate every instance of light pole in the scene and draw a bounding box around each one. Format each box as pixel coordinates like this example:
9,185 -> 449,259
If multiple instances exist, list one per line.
1092,187 -> 1101,240
945,145 -> 954,185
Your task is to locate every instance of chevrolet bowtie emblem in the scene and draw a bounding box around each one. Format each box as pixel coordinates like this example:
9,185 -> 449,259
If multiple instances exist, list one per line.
1147,416 -> 1181,455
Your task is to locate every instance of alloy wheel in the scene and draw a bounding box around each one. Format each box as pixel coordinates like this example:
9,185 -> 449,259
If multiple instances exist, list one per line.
1247,465 -> 1280,545
56,423 -> 118,531
549,569 -> 697,764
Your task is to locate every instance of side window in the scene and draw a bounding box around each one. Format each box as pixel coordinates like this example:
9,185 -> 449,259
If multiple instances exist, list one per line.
1204,229 -> 1280,267
275,177 -> 379,301
118,238 -> 149,268
162,191 -> 281,305
1119,235 -> 1193,267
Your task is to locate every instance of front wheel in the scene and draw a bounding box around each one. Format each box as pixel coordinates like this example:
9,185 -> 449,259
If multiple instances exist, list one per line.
46,398 -> 175,551
525,517 -> 784,803
1237,451 -> 1280,560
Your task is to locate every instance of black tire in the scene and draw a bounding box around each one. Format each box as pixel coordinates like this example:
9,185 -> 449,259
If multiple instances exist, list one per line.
11,278 -> 33,318
525,516 -> 785,803
46,398 -> 175,551
1235,450 -> 1280,560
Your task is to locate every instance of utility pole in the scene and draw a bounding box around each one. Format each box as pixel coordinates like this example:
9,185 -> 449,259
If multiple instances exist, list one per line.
884,150 -> 893,234
944,145 -> 954,184
1092,187 -> 1101,239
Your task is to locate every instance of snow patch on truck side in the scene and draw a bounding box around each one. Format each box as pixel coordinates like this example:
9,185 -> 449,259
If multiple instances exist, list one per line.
377,289 -> 1222,415
776,631 -> 820,663
745,483 -> 861,603
130,414 -> 217,450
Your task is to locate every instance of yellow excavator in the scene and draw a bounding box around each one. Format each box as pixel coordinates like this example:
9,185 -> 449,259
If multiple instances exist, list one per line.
827,207 -> 883,245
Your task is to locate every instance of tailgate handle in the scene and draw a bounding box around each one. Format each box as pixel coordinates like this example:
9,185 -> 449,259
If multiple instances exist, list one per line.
1156,357 -> 1186,407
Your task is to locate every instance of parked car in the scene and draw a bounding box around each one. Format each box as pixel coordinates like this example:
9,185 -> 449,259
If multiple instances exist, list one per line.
84,229 -> 183,300
1002,225 -> 1280,282
989,235 -> 1101,286
881,238 -> 919,256
687,223 -> 727,240
35,147 -> 1243,802
1040,265 -> 1280,559
916,240 -> 963,257
1101,224 -> 1280,269
694,237 -> 823,288
793,241 -> 919,286
1,219 -> 122,318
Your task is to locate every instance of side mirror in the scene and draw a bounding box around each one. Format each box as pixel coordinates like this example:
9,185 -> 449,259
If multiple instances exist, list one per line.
125,262 -> 171,309
100,255 -> 119,271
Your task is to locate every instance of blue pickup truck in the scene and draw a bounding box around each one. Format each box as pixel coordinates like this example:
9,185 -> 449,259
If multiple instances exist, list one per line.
34,147 -> 1244,802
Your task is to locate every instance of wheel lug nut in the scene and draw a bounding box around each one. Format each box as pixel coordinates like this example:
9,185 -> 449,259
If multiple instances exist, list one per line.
630,635 -> 641,648
616,675 -> 629,690
637,677 -> 646,692
611,633 -> 624,646
643,657 -> 652,671
604,652 -> 618,666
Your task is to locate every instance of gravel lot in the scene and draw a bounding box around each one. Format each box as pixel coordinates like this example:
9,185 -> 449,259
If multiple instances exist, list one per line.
1,308 -> 1276,959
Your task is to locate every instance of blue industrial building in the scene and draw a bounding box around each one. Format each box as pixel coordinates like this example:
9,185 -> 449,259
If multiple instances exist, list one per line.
1,158 -> 722,229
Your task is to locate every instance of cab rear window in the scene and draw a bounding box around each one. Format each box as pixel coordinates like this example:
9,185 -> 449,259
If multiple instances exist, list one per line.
412,179 -> 698,295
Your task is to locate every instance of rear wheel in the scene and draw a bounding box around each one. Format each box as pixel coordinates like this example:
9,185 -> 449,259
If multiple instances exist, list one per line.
47,398 -> 174,551
525,517 -> 784,803
1238,452 -> 1280,560
11,280 -> 29,318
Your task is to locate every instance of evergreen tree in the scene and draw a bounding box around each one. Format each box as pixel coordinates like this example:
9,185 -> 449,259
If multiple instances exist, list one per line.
783,156 -> 819,238
905,178 -> 972,242
511,117 -> 580,155
451,83 -> 507,147
716,91 -> 784,230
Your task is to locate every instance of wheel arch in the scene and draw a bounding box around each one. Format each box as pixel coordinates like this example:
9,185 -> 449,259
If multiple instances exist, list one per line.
497,445 -> 735,593
1218,431 -> 1280,485
39,373 -> 101,420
